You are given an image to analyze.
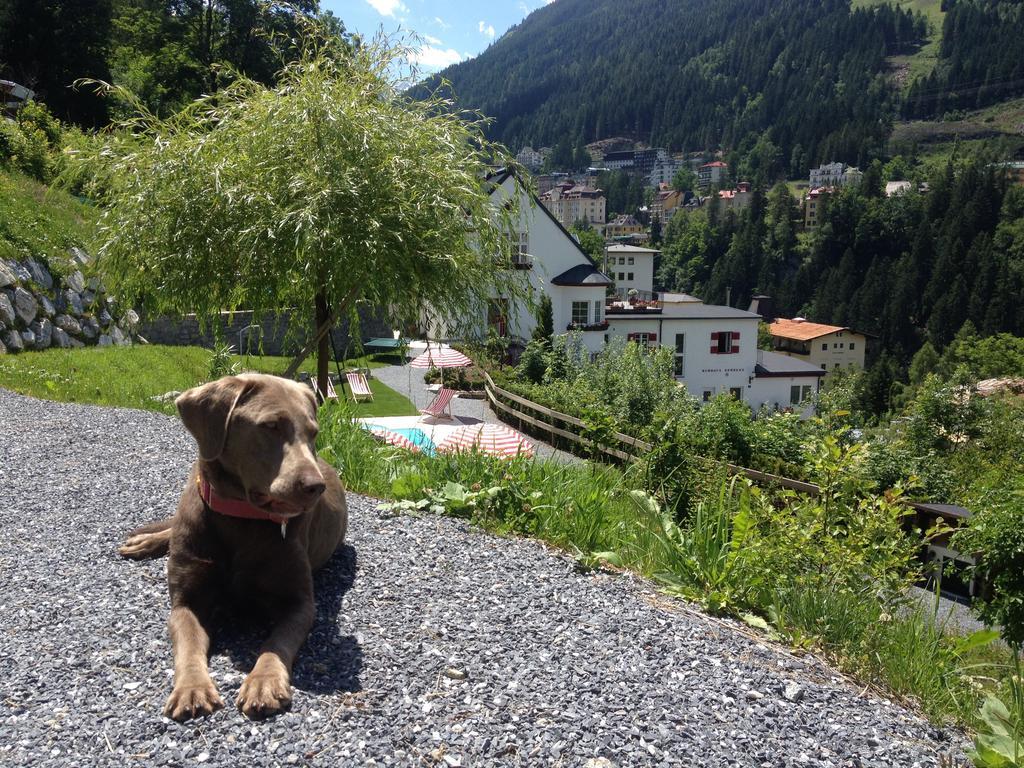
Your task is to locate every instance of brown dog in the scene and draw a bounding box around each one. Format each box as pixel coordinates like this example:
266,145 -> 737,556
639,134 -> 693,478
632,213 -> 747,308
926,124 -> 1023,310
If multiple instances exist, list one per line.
119,373 -> 348,721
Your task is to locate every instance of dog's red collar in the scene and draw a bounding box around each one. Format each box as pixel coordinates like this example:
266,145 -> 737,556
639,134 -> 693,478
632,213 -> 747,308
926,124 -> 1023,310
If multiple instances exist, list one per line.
198,476 -> 288,528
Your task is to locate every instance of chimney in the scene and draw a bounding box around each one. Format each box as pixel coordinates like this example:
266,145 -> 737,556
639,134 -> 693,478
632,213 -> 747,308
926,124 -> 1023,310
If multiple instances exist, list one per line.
747,294 -> 775,321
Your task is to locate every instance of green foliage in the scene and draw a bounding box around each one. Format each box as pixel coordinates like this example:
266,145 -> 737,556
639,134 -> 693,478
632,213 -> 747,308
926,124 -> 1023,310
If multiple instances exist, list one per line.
531,294 -> 554,345
954,495 -> 1024,649
0,168 -> 96,264
207,343 -> 241,380
570,225 -> 604,263
88,24 -> 526,379
969,656 -> 1024,768
672,167 -> 697,193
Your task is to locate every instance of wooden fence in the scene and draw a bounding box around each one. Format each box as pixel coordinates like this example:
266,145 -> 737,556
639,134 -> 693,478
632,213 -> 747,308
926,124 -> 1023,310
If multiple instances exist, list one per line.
482,371 -> 965,521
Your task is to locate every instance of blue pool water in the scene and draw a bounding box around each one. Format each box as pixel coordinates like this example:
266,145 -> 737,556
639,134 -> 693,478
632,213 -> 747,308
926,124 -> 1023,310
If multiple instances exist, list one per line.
363,424 -> 437,455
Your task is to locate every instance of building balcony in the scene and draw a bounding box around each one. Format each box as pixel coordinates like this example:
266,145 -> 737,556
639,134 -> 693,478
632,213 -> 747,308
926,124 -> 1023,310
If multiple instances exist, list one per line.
566,320 -> 609,332
604,300 -> 662,315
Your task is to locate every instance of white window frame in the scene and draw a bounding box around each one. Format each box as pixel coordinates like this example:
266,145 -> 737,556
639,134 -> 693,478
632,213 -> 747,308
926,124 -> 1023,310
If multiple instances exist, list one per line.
571,301 -> 590,326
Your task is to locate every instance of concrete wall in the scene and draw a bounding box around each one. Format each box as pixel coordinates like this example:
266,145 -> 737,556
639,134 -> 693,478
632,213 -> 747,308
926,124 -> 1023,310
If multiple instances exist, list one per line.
139,306 -> 392,357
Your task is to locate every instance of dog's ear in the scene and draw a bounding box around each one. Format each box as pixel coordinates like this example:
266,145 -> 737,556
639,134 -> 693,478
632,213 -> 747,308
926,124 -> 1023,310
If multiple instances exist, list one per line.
176,376 -> 255,461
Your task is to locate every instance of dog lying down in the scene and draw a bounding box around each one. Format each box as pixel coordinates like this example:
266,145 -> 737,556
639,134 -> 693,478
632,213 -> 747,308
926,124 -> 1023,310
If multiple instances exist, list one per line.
119,373 -> 348,721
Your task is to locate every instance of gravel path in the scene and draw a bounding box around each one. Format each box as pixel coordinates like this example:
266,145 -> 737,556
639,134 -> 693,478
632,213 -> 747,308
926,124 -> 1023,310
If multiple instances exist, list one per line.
0,388 -> 967,767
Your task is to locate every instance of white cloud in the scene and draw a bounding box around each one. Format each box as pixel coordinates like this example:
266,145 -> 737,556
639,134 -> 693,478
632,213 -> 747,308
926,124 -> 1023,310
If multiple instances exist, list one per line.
433,16 -> 450,30
478,20 -> 496,38
365,0 -> 407,18
422,33 -> 442,45
410,45 -> 464,69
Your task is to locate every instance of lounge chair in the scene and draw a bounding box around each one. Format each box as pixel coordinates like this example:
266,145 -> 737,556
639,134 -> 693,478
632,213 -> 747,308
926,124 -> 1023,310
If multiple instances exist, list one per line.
345,372 -> 374,403
310,375 -> 338,404
420,386 -> 458,420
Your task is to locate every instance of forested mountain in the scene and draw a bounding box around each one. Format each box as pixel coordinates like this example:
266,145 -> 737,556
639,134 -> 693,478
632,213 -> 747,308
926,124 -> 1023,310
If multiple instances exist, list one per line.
658,161 -> 1024,368
430,0 -> 927,173
903,0 -> 1024,119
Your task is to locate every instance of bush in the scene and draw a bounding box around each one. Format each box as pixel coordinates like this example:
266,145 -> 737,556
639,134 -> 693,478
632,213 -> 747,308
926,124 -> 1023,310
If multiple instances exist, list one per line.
0,120 -> 52,181
954,494 -> 1024,648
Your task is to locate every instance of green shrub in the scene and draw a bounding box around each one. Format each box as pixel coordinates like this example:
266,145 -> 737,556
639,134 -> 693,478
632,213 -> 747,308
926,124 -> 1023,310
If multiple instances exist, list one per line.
954,493 -> 1024,648
0,120 -> 52,181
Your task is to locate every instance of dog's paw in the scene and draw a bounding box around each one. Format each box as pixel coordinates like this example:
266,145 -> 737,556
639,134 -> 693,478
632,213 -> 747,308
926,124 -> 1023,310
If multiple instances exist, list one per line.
118,531 -> 169,560
163,680 -> 224,721
237,670 -> 293,719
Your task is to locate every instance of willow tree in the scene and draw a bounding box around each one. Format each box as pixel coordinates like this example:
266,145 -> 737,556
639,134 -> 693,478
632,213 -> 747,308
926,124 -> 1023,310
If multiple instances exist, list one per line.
91,28 -> 525,393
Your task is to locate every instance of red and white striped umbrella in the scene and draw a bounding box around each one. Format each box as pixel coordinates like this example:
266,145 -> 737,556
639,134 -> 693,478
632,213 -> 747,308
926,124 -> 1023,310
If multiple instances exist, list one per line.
409,347 -> 473,369
364,426 -> 421,452
437,423 -> 534,459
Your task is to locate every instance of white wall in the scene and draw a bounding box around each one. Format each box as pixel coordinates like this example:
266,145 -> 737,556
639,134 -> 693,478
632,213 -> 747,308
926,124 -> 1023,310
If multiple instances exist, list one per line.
605,315 -> 760,401
430,174 -> 607,345
606,252 -> 655,294
748,376 -> 820,416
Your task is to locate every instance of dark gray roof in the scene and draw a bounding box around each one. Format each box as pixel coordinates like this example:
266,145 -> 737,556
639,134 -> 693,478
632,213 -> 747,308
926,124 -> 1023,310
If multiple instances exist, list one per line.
551,264 -> 614,287
755,350 -> 826,377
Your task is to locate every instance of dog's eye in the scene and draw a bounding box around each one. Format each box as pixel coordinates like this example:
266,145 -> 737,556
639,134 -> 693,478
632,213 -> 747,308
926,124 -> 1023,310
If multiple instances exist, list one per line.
260,420 -> 280,431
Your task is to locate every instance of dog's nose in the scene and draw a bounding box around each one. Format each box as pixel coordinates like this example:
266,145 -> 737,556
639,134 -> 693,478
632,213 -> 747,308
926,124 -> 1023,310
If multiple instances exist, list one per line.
301,479 -> 326,499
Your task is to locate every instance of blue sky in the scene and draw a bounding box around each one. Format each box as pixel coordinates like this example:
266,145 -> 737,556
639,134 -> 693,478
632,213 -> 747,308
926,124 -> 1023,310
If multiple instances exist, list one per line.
322,0 -> 555,72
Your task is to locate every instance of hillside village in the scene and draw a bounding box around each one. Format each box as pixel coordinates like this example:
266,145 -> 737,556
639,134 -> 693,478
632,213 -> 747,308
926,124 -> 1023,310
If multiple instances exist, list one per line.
2,1 -> 1024,766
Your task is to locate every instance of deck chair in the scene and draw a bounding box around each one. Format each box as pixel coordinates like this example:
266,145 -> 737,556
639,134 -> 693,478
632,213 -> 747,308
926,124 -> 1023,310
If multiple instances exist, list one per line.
346,372 -> 374,403
420,386 -> 457,420
310,375 -> 338,405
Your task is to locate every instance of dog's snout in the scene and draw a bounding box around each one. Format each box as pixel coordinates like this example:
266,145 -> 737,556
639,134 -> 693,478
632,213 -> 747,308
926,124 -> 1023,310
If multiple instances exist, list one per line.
300,478 -> 326,499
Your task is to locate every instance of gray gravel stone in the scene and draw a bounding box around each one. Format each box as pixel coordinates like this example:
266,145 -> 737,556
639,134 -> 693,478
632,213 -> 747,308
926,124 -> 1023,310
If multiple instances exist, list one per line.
98,333 -> 113,346
19,327 -> 35,348
2,327 -> 23,351
52,326 -> 71,348
61,288 -> 84,317
39,294 -> 56,317
0,388 -> 970,768
54,314 -> 82,335
0,293 -> 14,326
0,260 -> 16,288
26,258 -> 53,290
30,318 -> 52,349
66,269 -> 86,293
13,285 -> 37,325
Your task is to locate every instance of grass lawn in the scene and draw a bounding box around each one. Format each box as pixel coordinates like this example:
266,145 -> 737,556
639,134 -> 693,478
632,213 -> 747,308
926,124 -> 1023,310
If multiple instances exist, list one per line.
0,169 -> 97,268
0,344 -> 416,417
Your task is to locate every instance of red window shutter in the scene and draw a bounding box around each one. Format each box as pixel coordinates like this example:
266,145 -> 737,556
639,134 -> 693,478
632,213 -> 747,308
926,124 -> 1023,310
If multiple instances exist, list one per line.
627,333 -> 636,341
649,333 -> 657,342
710,331 -> 719,354
731,331 -> 740,354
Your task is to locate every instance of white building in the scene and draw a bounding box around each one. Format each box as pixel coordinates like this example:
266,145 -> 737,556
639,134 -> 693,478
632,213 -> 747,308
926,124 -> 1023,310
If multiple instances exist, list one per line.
604,293 -> 824,412
516,146 -> 544,172
604,243 -> 658,299
698,161 -> 727,188
431,168 -> 824,411
429,168 -> 612,354
810,162 -> 863,189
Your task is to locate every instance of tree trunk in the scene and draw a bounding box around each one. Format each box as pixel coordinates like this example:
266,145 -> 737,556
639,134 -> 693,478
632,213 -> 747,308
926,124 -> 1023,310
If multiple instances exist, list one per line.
315,291 -> 330,400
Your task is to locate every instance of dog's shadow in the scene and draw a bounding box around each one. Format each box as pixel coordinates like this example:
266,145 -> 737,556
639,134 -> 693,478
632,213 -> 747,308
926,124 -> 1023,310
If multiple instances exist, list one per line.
215,544 -> 361,696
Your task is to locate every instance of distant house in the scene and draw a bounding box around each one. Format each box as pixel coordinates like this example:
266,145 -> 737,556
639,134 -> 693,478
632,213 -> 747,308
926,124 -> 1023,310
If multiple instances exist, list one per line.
651,185 -> 685,225
994,161 -> 1024,186
885,181 -> 912,197
809,162 -> 862,189
647,157 -> 686,188
803,187 -> 831,229
698,161 -> 727,188
768,317 -> 868,374
718,181 -> 752,211
604,243 -> 658,298
605,292 -> 824,412
605,214 -> 644,238
516,146 -> 544,172
539,183 -> 607,228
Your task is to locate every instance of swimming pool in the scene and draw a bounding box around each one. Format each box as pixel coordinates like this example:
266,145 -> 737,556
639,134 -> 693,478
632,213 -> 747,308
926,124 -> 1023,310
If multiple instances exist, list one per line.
362,424 -> 437,455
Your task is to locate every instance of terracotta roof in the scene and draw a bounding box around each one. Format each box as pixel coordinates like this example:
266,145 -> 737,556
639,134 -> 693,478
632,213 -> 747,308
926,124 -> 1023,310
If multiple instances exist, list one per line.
701,161 -> 727,168
769,318 -> 852,341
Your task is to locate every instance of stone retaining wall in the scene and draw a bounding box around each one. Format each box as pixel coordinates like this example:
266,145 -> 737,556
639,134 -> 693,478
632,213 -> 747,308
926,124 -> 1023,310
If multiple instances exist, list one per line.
140,306 -> 392,357
0,248 -> 137,354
